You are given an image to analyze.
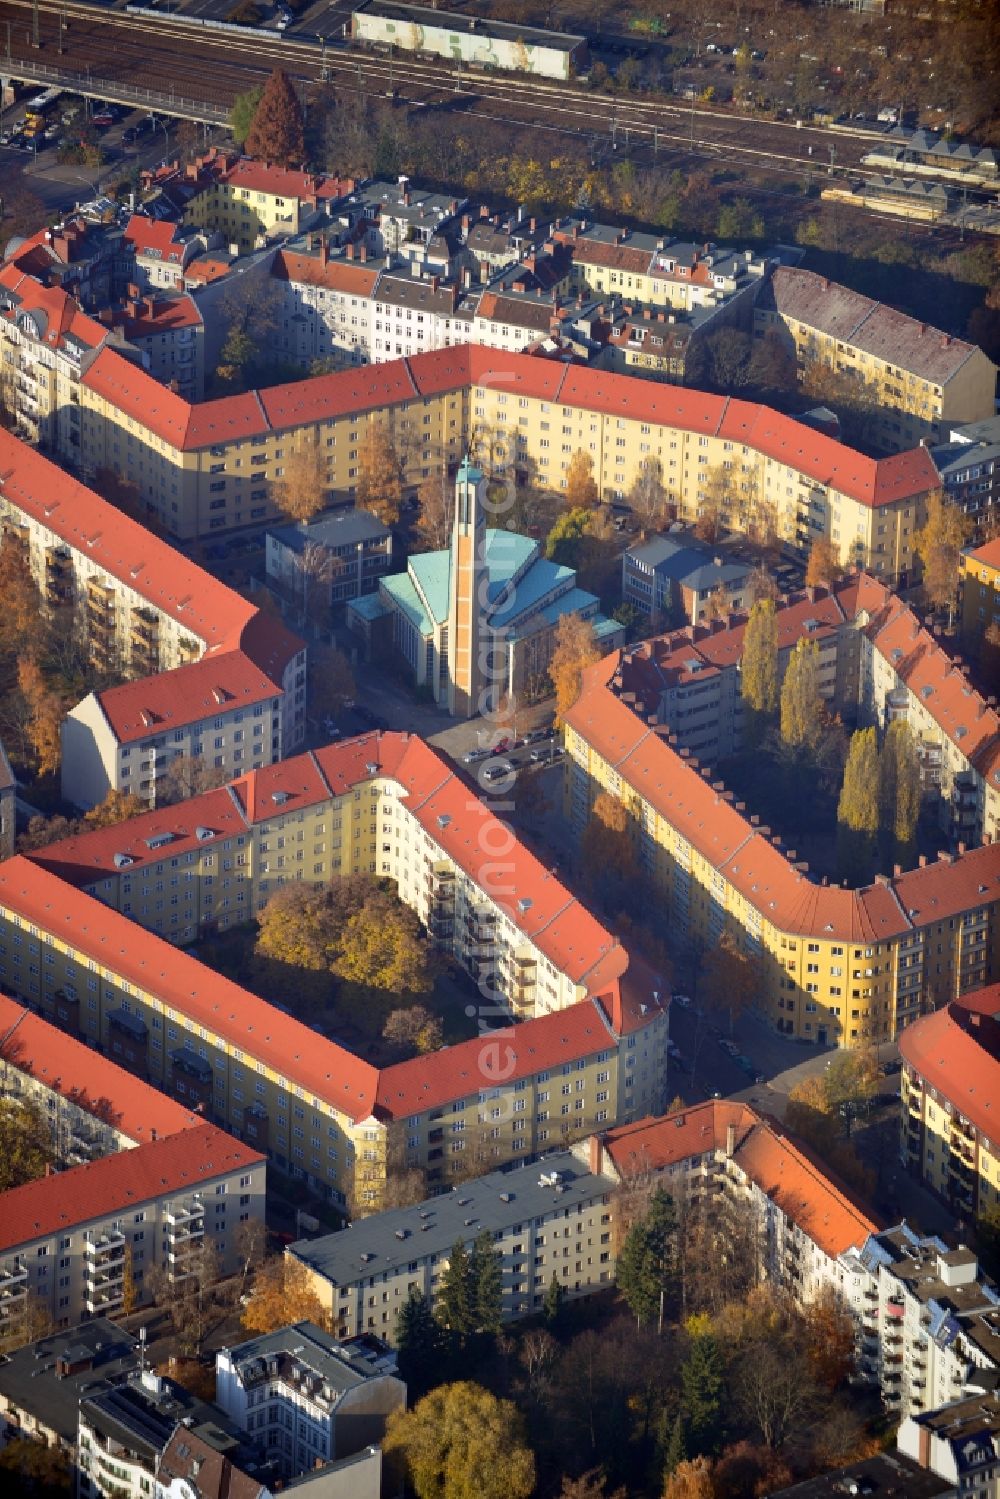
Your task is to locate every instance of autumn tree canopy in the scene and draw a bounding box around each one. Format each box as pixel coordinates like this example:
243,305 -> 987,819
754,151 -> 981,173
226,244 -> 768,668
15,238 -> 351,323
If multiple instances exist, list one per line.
383,1381 -> 536,1499
245,68 -> 305,167
564,449 -> 600,509
255,875 -> 434,995
269,430 -> 329,523
242,1255 -> 328,1335
550,612 -> 600,724
914,490 -> 971,620
356,423 -> 403,527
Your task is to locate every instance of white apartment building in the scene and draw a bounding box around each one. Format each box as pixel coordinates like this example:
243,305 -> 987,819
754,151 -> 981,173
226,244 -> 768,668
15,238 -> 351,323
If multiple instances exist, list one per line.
0,1122 -> 264,1336
215,1323 -> 404,1479
843,1227 -> 1000,1419
898,1389 -> 1000,1498
62,653 -> 299,810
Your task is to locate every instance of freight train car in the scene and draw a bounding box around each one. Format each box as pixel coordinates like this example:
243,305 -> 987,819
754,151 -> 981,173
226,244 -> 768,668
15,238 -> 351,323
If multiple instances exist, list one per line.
351,2 -> 588,82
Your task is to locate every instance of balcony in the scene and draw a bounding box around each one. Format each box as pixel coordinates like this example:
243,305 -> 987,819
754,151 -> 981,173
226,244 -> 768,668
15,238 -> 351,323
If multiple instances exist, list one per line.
0,1261 -> 28,1304
85,1285 -> 124,1315
164,1200 -> 204,1229
85,1230 -> 125,1260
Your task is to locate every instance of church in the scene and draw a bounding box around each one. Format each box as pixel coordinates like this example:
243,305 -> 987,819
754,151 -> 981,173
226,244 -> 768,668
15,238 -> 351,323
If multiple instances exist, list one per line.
348,461 -> 622,717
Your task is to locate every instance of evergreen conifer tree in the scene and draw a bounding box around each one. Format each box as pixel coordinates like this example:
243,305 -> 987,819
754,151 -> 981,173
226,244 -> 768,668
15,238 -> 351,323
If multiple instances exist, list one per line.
395,1288 -> 442,1401
680,1332 -> 725,1456
437,1240 -> 476,1343
543,1271 -> 566,1327
471,1229 -> 503,1335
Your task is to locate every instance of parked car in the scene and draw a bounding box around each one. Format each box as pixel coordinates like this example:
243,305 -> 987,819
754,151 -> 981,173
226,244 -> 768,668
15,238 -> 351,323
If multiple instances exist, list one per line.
524,728 -> 548,744
463,747 -> 491,764
490,737 -> 511,755
482,761 -> 514,783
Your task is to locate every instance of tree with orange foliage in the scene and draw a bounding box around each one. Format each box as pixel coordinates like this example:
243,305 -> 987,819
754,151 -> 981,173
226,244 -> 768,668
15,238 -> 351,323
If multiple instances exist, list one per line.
802,1285 -> 856,1392
241,1254 -> 328,1335
549,612 -> 599,724
662,1457 -> 715,1499
269,431 -> 328,523
0,538 -> 40,654
245,68 -> 305,167
356,422 -> 403,527
564,449 -> 600,509
805,536 -> 843,589
18,656 -> 64,776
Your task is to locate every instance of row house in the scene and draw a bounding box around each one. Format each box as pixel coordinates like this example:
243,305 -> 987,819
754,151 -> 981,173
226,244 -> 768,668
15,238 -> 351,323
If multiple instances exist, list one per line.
899,988 -> 1000,1223
73,344 -> 942,572
0,732 -> 668,1210
755,266 -> 997,453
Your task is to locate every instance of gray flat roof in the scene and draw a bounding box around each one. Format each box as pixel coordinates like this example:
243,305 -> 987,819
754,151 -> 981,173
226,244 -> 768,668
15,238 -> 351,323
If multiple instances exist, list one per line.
268,509 -> 391,554
221,1321 -> 393,1393
0,1319 -> 138,1443
291,1150 -> 616,1288
770,1453 -> 951,1498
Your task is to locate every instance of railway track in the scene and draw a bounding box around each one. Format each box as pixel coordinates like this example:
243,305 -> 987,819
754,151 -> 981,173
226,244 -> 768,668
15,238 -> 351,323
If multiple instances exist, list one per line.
0,0 -> 991,203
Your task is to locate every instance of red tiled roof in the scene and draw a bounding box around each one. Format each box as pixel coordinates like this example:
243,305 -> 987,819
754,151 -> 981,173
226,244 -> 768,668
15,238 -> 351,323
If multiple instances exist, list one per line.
0,429 -> 255,654
119,293 -> 202,338
573,236 -> 655,274
899,995 -> 1000,1146
0,992 -> 201,1145
123,215 -> 189,262
257,362 -> 418,434
0,857 -> 382,1124
272,250 -> 381,297
12,732 -> 663,1122
92,648 -> 286,745
217,159 -> 353,202
968,537 -> 1000,573
0,262 -> 108,352
375,999 -> 619,1116
605,1101 -> 879,1259
28,788 -> 247,886
0,1122 -> 263,1254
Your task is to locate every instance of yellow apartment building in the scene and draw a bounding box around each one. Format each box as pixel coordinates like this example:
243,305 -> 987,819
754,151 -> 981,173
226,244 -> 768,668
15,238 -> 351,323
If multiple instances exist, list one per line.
184,156 -> 356,254
961,537 -> 1000,644
899,988 -> 1000,1222
75,345 -> 941,581
562,636 -> 1000,1049
2,734 -> 668,1210
755,266 -> 997,453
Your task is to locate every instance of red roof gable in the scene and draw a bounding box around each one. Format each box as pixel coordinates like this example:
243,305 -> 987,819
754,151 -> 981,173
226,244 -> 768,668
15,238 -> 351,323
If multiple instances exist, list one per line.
0,1122 -> 263,1254
93,648 -> 286,745
375,998 -> 618,1116
0,428 -> 255,654
0,992 -> 202,1145
0,858 -> 382,1124
899,994 -> 1000,1146
605,1100 -> 879,1259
